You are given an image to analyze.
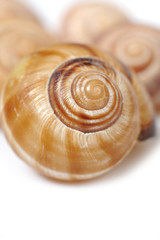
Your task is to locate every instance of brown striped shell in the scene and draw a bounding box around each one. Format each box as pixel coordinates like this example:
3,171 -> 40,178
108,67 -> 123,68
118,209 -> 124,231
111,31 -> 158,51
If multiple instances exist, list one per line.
0,19 -> 53,110
95,24 -> 160,113
1,44 -> 155,181
61,2 -> 128,44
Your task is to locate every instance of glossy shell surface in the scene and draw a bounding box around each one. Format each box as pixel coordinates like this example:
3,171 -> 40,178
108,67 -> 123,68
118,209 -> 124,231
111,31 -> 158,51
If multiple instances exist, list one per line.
1,44 -> 155,181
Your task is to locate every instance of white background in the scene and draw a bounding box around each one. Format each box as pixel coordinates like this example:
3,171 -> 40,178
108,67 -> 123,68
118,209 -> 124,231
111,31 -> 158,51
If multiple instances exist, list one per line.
0,0 -> 160,240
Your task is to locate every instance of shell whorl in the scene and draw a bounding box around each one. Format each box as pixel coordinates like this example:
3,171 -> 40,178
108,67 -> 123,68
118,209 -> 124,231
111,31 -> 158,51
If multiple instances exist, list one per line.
48,58 -> 123,133
95,24 -> 160,113
96,24 -> 160,81
113,37 -> 153,72
1,44 -> 143,181
108,31 -> 158,76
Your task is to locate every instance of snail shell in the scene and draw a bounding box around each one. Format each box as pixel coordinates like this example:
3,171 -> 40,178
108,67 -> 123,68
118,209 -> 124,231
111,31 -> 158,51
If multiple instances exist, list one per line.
95,23 -> 160,113
0,0 -> 40,23
0,19 -> 53,110
1,44 -> 155,181
61,2 -> 128,44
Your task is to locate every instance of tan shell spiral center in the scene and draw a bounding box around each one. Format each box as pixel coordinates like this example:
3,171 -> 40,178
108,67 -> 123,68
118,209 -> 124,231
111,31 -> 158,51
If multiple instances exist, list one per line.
48,58 -> 123,133
126,43 -> 143,56
114,37 -> 153,72
72,71 -> 109,111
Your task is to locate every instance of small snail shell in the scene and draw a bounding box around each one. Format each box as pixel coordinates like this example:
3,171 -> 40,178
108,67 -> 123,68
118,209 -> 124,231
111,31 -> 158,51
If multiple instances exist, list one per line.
95,24 -> 160,113
0,0 -> 40,23
0,19 -> 53,110
61,2 -> 128,44
1,44 -> 155,181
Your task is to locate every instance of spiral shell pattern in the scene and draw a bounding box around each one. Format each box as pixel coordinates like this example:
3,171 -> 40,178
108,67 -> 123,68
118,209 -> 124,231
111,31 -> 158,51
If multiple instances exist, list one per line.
95,24 -> 160,113
49,58 -> 123,133
1,44 -> 152,181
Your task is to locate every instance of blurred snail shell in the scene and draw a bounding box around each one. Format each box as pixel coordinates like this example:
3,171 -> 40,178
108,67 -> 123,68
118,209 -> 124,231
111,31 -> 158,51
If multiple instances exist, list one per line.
61,2 -> 128,44
0,0 -> 40,23
1,44 -> 155,181
95,23 -> 160,113
0,19 -> 53,111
